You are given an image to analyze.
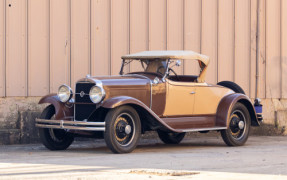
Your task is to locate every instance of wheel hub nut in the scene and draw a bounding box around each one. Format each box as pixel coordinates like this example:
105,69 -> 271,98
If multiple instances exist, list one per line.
125,125 -> 132,134
238,121 -> 245,130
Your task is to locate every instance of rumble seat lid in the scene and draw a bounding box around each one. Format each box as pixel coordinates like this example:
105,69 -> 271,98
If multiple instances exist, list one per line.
121,50 -> 210,66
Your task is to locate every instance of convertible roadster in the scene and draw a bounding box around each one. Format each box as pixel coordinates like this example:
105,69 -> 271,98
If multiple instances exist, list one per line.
36,50 -> 263,153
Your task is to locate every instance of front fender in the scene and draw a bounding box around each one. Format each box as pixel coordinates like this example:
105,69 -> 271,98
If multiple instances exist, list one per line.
216,93 -> 260,127
102,96 -> 181,132
39,94 -> 74,120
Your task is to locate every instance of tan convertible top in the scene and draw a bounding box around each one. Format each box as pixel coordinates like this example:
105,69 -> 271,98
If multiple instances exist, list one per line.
121,50 -> 210,66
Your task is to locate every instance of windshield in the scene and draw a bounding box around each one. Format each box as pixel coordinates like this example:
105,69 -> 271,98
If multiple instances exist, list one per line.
120,59 -> 168,76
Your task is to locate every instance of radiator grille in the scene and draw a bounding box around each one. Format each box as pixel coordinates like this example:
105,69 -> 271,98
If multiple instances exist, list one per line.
75,82 -> 96,121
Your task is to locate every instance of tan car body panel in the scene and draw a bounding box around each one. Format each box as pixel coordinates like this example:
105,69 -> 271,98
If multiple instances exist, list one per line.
163,79 -> 234,116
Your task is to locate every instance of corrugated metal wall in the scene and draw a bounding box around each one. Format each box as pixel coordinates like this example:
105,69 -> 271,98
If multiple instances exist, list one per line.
0,0 -> 286,98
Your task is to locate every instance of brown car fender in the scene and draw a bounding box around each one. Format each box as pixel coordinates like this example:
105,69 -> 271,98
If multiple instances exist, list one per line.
216,93 -> 260,127
101,96 -> 180,132
39,93 -> 74,120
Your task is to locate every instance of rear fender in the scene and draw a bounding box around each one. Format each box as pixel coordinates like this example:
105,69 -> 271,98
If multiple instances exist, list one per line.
39,94 -> 74,120
216,93 -> 259,127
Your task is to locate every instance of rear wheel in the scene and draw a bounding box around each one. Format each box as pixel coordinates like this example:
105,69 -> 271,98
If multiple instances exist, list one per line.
104,106 -> 141,153
157,130 -> 185,144
221,103 -> 251,146
217,81 -> 245,94
39,105 -> 74,150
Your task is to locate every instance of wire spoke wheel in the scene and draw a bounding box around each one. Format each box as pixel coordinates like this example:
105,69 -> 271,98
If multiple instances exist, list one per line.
221,103 -> 251,146
114,113 -> 135,147
105,106 -> 141,153
39,105 -> 74,150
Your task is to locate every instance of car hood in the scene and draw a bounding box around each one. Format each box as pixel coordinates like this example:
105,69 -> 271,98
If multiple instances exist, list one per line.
77,74 -> 152,107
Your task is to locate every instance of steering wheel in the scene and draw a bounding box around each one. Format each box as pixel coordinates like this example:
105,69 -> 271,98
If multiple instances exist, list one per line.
156,66 -> 166,76
168,68 -> 180,81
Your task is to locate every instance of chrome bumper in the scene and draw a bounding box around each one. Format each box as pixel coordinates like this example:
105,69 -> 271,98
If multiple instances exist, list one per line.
35,119 -> 105,131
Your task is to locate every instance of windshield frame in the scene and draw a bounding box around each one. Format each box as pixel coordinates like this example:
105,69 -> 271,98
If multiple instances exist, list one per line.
119,59 -> 170,79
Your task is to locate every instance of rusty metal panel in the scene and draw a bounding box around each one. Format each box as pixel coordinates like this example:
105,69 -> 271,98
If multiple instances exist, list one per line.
281,0 -> 287,98
167,0 -> 183,75
266,0 -> 281,98
28,0 -> 49,96
234,0 -> 251,96
71,0 -> 90,89
201,0 -> 218,84
130,0 -> 148,72
91,0 -> 110,76
218,0 -> 234,82
111,0 -> 129,75
183,0 -> 201,76
250,0 -> 257,98
149,0 -> 167,50
6,0 -> 27,96
0,0 -> 5,97
49,0 -> 71,93
258,0 -> 266,98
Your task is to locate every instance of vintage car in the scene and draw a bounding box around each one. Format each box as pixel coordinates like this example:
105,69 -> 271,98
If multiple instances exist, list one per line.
36,50 -> 263,153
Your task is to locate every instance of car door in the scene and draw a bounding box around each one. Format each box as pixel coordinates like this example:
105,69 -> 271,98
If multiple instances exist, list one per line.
163,79 -> 196,117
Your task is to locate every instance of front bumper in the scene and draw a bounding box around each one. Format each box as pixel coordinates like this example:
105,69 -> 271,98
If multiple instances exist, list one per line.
35,119 -> 105,131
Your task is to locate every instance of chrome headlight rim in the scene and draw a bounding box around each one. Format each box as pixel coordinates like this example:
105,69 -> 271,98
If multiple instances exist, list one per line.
89,85 -> 105,104
57,84 -> 73,103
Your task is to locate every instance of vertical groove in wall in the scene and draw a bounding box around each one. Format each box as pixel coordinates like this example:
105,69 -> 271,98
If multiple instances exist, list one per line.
232,0 -> 235,82
264,0 -> 267,98
279,0 -> 283,98
200,0 -> 202,54
26,0 -> 28,96
249,0 -> 251,96
166,0 -> 168,50
216,0 -> 219,83
234,0 -> 236,83
69,0 -> 71,86
4,0 -> 6,97
147,0 -> 149,51
48,0 -> 50,94
182,0 -> 185,74
89,0 -> 91,75
109,0 -> 112,75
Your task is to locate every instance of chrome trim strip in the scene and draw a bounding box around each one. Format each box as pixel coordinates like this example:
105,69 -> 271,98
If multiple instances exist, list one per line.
36,118 -> 105,131
36,124 -> 105,131
182,127 -> 227,132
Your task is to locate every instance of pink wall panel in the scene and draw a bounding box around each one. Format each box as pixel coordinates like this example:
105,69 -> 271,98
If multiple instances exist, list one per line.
167,0 -> 184,74
49,0 -> 71,93
0,0 -> 5,96
149,0 -> 167,50
234,0 -> 251,96
258,0 -> 266,98
183,0 -> 201,76
282,0 -> 287,98
71,0 -> 90,89
110,0 -> 129,75
266,0 -> 281,98
6,0 -> 27,96
28,0 -> 49,96
250,0 -> 257,98
201,0 -> 218,84
91,0 -> 110,76
218,0 -> 234,82
130,0 -> 148,72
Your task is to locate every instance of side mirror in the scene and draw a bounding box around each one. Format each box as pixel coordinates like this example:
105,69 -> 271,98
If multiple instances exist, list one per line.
176,60 -> 181,66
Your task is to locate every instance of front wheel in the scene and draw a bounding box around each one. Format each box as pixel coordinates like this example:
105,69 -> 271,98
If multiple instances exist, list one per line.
221,103 -> 251,146
39,105 -> 74,150
157,130 -> 185,144
104,106 -> 141,153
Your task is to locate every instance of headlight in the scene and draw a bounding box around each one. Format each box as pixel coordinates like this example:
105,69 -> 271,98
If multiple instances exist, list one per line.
57,85 -> 73,103
89,86 -> 105,103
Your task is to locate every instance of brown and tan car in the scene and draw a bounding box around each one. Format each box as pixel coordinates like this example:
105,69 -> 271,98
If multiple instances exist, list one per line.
36,50 -> 263,153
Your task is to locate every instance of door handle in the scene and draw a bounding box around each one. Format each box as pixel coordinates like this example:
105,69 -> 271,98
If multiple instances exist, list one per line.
190,91 -> 196,94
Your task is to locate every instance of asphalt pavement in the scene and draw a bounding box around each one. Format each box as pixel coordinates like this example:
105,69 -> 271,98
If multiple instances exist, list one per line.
0,134 -> 287,180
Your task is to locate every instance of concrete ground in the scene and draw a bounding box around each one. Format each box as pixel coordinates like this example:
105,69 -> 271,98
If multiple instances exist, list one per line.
0,134 -> 287,180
